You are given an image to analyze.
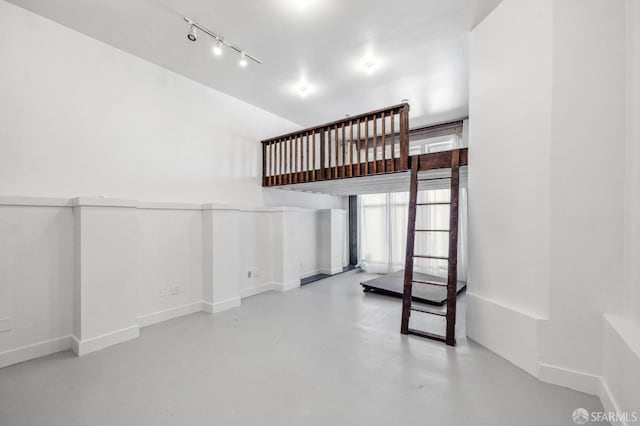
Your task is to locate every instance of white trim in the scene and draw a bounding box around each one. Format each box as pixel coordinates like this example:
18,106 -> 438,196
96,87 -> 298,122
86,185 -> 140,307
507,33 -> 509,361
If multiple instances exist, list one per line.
538,362 -> 600,395
240,283 -> 278,298
0,194 -> 323,213
0,195 -> 72,207
274,279 -> 301,292
605,314 -> 640,359
466,292 -> 544,377
202,298 -> 241,314
0,336 -> 73,369
71,325 -> 139,356
136,201 -> 203,211
71,197 -> 138,208
598,378 -> 627,426
136,302 -> 203,328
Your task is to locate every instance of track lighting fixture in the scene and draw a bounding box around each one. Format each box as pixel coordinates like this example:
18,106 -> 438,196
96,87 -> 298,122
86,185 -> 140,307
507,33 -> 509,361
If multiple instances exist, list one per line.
183,17 -> 262,66
212,39 -> 223,56
239,52 -> 248,68
187,25 -> 197,42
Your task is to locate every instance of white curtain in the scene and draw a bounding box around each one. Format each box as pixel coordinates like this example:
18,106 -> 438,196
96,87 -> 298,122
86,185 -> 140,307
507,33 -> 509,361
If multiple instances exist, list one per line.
359,188 -> 467,281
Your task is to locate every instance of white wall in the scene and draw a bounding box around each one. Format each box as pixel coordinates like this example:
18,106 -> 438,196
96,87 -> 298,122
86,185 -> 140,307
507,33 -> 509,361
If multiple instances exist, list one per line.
600,0 -> 640,419
0,0 -> 342,210
467,0 -> 552,376
0,197 -> 346,366
0,203 -> 74,367
0,1 -> 348,367
623,0 -> 640,337
543,0 -> 626,379
137,208 -> 203,322
469,0 -> 639,416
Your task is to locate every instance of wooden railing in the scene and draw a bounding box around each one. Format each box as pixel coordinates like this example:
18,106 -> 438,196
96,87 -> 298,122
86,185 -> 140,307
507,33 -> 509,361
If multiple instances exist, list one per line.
261,103 -> 410,187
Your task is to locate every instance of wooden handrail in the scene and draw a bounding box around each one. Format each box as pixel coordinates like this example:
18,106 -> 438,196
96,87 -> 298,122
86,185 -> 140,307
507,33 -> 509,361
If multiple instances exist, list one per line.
261,103 -> 408,144
261,104 -> 410,187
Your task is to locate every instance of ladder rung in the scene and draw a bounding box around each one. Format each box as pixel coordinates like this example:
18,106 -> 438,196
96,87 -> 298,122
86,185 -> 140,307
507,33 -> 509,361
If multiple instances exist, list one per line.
411,306 -> 446,316
415,229 -> 449,232
412,279 -> 447,287
416,202 -> 450,206
407,328 -> 447,342
413,255 -> 449,260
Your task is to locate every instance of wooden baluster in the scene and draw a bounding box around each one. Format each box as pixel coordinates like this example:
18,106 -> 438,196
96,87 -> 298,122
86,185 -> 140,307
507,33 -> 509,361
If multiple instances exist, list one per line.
356,119 -> 361,176
349,120 -> 354,177
312,130 -> 316,181
283,138 -> 286,183
334,125 -> 339,178
298,134 -> 303,182
372,114 -> 378,174
262,142 -> 267,186
319,130 -> 326,180
381,112 -> 386,173
399,105 -> 409,170
285,136 -> 291,183
306,132 -> 310,182
341,123 -> 346,177
390,111 -> 395,172
288,136 -> 293,184
270,141 -> 275,186
293,135 -> 298,183
278,139 -> 282,185
364,117 -> 369,175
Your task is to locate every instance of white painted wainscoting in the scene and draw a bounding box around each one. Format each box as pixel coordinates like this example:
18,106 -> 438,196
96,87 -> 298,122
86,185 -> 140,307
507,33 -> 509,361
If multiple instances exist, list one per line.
0,196 -> 347,368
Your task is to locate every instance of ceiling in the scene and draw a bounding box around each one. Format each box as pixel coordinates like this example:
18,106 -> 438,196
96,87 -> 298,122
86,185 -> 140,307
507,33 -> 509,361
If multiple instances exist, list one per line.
7,0 -> 502,128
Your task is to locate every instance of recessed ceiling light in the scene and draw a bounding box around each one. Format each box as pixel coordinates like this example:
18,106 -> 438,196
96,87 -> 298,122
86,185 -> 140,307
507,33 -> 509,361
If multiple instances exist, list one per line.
299,86 -> 308,98
364,61 -> 376,75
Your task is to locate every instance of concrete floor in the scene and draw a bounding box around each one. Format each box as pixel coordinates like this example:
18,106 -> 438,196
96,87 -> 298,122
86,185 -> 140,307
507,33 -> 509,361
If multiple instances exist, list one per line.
0,270 -> 605,426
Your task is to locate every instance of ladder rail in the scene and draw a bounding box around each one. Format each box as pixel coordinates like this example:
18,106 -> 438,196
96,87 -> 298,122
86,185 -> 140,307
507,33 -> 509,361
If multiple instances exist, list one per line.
400,159 -> 419,334
445,149 -> 460,346
400,152 -> 461,346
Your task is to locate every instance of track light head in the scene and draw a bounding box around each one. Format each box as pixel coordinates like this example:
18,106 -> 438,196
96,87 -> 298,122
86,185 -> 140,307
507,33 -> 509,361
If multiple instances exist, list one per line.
239,52 -> 248,67
213,39 -> 223,56
187,25 -> 197,42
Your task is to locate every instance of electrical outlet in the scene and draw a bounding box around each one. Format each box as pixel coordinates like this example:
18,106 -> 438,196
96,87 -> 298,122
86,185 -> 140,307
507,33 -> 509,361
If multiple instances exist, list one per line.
159,287 -> 169,297
170,285 -> 180,295
0,318 -> 12,333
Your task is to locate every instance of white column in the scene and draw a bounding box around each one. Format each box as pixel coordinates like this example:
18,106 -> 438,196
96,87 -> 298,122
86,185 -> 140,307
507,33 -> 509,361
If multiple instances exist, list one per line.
71,197 -> 139,356
318,209 -> 347,275
202,206 -> 242,313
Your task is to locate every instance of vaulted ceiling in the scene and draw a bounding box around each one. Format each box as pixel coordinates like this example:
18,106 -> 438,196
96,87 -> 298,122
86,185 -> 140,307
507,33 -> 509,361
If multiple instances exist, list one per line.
7,0 -> 502,127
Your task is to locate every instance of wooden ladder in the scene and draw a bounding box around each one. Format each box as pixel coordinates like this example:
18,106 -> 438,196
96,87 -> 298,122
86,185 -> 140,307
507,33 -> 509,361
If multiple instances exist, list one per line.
400,150 -> 460,346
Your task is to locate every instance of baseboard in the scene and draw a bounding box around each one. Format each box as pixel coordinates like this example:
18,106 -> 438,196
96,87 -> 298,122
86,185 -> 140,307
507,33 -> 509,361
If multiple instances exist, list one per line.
300,269 -> 321,279
538,362 -> 600,395
71,325 -> 140,356
137,301 -> 203,328
467,292 -> 544,377
0,335 -> 73,369
319,267 -> 343,275
240,283 -> 278,298
274,279 -> 300,292
598,378 -> 628,426
202,297 -> 241,314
